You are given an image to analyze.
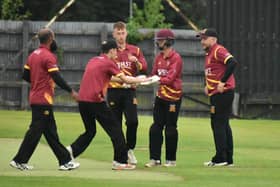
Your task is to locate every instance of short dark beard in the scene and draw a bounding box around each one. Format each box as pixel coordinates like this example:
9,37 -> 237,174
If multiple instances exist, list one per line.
204,46 -> 210,52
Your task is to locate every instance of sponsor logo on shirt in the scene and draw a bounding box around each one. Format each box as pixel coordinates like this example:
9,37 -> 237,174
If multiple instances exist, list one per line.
157,69 -> 168,76
116,61 -> 132,69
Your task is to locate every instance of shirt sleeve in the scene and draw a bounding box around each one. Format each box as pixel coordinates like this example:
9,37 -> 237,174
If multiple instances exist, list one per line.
45,55 -> 59,73
151,56 -> 159,76
216,47 -> 233,64
136,48 -> 148,73
108,60 -> 123,77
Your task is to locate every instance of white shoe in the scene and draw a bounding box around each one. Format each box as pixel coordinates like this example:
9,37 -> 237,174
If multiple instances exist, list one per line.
164,160 -> 176,167
112,161 -> 136,170
66,146 -> 74,160
59,161 -> 80,171
144,159 -> 161,168
10,160 -> 34,170
127,149 -> 137,165
204,161 -> 228,167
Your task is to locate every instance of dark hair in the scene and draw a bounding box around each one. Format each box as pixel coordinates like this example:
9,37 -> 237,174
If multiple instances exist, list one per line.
101,40 -> 117,53
38,29 -> 53,44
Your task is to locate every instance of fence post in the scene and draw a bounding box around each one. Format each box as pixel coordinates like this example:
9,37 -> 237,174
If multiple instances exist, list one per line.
100,24 -> 108,42
21,21 -> 29,110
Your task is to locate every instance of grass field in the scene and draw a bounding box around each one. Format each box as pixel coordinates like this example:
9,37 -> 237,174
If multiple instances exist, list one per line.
0,110 -> 279,187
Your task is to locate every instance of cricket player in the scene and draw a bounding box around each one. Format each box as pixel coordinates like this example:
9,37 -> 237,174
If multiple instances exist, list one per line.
107,21 -> 148,165
10,28 -> 80,171
197,28 -> 237,167
145,29 -> 183,167
66,40 -> 151,170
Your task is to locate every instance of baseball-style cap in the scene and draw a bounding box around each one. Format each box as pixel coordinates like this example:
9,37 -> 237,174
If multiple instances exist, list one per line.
155,29 -> 175,40
196,28 -> 218,38
101,40 -> 118,53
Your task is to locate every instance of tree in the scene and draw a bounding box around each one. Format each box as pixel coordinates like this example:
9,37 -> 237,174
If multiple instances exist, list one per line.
1,0 -> 31,20
127,0 -> 172,44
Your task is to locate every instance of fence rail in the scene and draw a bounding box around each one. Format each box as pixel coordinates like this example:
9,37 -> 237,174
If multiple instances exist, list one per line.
0,21 -> 209,116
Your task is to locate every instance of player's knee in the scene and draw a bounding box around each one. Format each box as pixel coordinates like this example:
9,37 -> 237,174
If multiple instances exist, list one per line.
165,126 -> 178,137
149,124 -> 162,135
126,120 -> 138,128
84,129 -> 96,139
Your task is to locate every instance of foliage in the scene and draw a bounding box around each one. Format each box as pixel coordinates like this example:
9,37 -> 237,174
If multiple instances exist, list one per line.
1,0 -> 31,20
127,0 -> 172,44
0,0 -> 206,29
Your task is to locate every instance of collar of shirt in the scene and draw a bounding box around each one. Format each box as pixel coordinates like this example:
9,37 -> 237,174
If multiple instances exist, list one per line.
39,44 -> 50,51
160,48 -> 176,59
207,43 -> 219,55
117,43 -> 128,51
100,53 -> 110,60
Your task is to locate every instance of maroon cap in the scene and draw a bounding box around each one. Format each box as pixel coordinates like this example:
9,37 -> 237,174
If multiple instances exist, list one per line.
156,29 -> 175,40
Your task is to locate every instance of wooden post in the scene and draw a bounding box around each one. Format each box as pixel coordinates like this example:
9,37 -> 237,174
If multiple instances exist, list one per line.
21,21 -> 29,110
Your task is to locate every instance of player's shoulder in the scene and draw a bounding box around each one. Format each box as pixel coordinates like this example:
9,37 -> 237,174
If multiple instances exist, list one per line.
126,44 -> 141,51
215,44 -> 228,52
170,49 -> 182,60
30,47 -> 56,61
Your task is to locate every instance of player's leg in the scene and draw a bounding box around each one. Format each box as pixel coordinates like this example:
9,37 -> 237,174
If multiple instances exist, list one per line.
107,89 -> 123,129
124,90 -> 138,150
96,102 -> 128,162
12,105 -> 46,165
148,97 -> 166,162
224,91 -> 234,165
69,102 -> 97,158
208,91 -> 234,165
43,108 -> 72,165
225,118 -> 234,165
164,98 -> 181,166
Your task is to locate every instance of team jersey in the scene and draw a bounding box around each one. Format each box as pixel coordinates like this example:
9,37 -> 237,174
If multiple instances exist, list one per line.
151,49 -> 183,101
24,44 -> 59,105
109,44 -> 147,89
204,43 -> 236,96
79,54 -> 123,102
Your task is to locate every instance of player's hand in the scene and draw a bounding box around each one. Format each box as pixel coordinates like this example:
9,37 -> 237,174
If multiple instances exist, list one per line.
217,82 -> 225,93
71,90 -> 79,102
140,75 -> 160,85
127,53 -> 138,63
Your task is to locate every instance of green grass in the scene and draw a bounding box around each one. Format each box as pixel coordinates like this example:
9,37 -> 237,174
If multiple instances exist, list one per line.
0,110 -> 280,187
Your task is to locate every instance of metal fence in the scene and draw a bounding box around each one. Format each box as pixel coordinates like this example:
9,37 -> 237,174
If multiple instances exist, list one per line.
207,0 -> 280,118
0,21 -> 208,116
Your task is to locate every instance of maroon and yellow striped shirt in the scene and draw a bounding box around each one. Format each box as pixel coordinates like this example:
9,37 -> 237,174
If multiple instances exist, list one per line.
152,49 -> 183,101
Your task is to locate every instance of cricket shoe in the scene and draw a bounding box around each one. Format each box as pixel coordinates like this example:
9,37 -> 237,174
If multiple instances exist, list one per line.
59,161 -> 80,171
164,160 -> 176,167
227,163 -> 235,167
10,160 -> 34,171
144,159 -> 161,168
204,161 -> 228,167
127,149 -> 137,165
112,161 -> 136,170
